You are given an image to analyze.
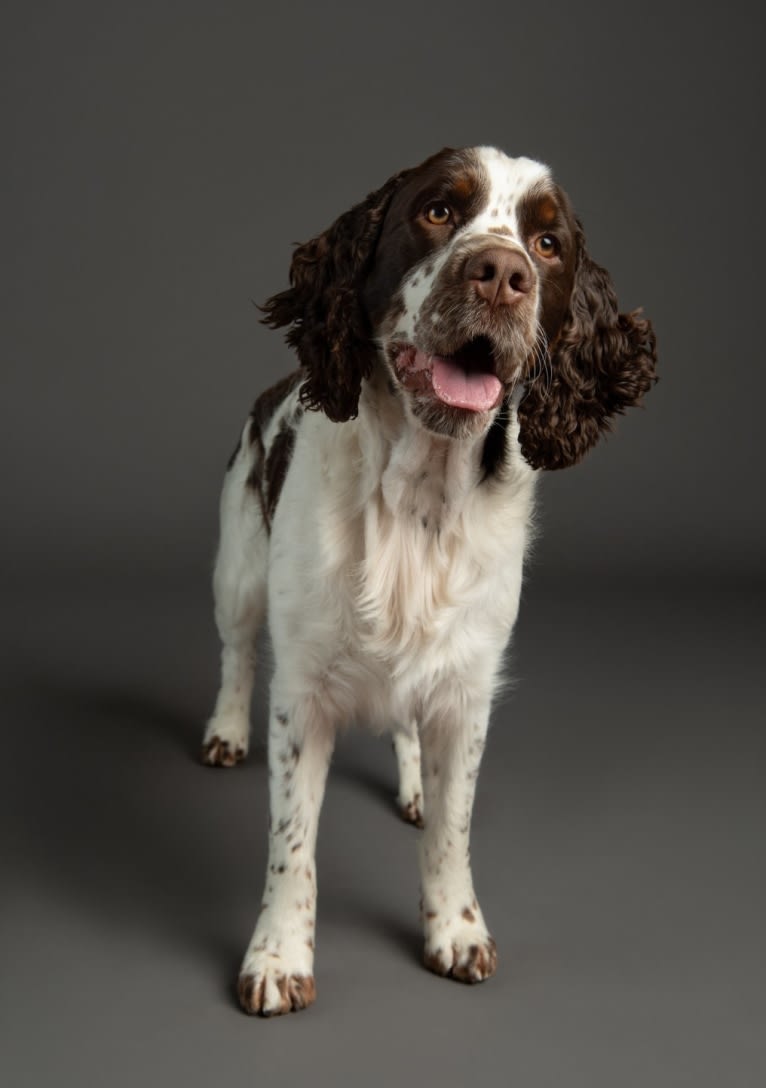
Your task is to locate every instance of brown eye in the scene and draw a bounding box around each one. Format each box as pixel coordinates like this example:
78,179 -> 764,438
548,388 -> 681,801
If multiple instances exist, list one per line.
534,233 -> 559,258
424,201 -> 452,226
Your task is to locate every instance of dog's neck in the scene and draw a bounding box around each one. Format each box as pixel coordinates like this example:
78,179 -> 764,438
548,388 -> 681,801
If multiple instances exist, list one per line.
357,363 -> 500,535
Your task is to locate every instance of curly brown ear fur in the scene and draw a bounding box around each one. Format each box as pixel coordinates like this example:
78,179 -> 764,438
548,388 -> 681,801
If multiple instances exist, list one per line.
260,170 -> 410,422
518,222 -> 658,470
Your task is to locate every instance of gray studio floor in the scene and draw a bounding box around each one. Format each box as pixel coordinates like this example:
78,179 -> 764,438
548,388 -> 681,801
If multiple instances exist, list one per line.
2,572 -> 764,1087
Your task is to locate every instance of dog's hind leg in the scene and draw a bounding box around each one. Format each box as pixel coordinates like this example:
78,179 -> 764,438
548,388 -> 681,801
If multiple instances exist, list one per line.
202,433 -> 268,767
393,720 -> 424,827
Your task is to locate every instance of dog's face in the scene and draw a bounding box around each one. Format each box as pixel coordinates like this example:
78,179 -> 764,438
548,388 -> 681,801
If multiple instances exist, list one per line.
262,146 -> 657,469
362,147 -> 578,440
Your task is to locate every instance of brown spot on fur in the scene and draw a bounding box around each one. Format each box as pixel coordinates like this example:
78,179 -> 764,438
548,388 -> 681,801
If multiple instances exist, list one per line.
245,372 -> 303,530
462,907 -> 475,922
425,910 -> 438,920
488,224 -> 512,236
264,420 -> 296,524
250,370 -> 304,436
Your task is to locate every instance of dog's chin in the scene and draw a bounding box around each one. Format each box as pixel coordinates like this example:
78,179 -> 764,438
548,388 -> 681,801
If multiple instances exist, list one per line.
389,336 -> 516,440
408,398 -> 499,440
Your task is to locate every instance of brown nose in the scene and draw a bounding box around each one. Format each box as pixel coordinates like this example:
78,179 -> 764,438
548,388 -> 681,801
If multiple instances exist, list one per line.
464,246 -> 533,306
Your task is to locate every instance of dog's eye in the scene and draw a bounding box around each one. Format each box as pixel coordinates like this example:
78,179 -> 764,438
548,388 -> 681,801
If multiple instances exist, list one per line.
533,233 -> 559,259
424,202 -> 452,226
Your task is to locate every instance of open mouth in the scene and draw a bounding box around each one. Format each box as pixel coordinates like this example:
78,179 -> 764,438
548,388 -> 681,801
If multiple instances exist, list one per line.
395,336 -> 503,413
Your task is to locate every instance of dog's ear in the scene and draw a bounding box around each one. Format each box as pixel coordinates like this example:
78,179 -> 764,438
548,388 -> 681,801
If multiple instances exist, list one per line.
261,170 -> 410,423
518,220 -> 658,470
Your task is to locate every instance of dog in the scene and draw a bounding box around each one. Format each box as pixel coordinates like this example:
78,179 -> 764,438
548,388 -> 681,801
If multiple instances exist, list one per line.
201,146 -> 657,1015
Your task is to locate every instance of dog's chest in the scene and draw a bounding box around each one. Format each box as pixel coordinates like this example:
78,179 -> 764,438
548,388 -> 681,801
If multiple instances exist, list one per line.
351,438 -> 530,674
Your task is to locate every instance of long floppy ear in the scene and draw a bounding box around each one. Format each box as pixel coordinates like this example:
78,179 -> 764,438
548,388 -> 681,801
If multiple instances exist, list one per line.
518,220 -> 658,470
260,170 -> 410,422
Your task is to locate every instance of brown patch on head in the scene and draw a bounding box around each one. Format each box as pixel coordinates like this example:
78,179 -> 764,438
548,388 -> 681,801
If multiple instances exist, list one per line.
538,195 -> 558,226
517,180 -> 578,343
363,148 -> 490,330
488,225 -> 513,237
452,175 -> 474,200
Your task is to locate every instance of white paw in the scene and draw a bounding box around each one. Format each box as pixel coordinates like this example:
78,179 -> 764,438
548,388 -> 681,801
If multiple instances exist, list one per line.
423,906 -> 497,983
238,941 -> 316,1016
201,712 -> 249,766
398,789 -> 424,828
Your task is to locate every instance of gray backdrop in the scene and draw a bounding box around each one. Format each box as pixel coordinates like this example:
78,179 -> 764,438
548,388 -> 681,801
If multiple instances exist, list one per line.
2,2 -> 764,1086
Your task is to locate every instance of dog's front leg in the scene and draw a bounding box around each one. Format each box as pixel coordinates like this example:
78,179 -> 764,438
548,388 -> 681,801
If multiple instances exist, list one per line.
238,689 -> 334,1016
418,704 -> 497,983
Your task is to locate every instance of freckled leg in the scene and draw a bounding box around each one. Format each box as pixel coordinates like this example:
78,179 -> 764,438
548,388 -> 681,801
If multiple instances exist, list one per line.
418,708 -> 497,983
238,691 -> 334,1016
393,720 -> 424,827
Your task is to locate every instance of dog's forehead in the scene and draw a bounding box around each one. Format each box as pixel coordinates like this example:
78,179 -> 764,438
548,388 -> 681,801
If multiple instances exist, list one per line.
469,147 -> 552,231
392,146 -> 552,227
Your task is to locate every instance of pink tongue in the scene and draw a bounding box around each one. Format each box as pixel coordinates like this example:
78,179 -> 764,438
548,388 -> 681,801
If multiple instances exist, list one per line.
431,354 -> 502,412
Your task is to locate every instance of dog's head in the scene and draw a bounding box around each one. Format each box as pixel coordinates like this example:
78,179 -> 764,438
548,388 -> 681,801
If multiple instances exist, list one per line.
262,146 -> 657,469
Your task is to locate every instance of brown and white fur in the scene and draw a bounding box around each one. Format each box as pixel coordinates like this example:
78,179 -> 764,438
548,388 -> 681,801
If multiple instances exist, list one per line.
201,146 -> 657,1016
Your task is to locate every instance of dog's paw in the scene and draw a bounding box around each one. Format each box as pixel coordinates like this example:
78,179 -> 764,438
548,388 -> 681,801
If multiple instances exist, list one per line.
423,912 -> 497,983
201,713 -> 249,767
398,791 -> 424,828
201,735 -> 247,767
237,966 -> 316,1017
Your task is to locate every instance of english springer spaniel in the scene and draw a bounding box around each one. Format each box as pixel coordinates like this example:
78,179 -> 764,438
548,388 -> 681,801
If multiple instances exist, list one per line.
202,146 -> 657,1016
